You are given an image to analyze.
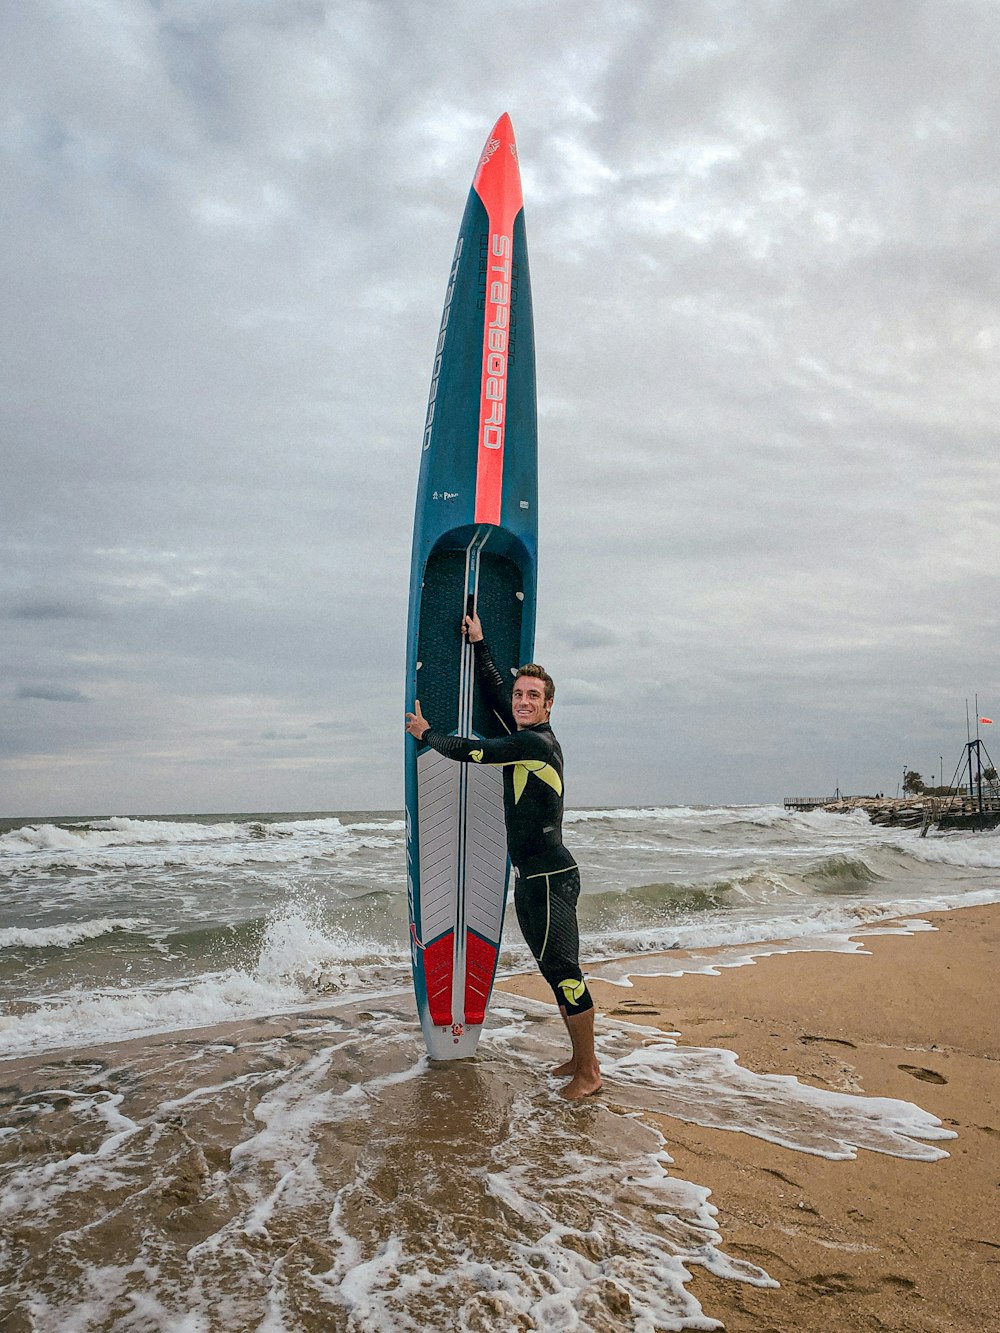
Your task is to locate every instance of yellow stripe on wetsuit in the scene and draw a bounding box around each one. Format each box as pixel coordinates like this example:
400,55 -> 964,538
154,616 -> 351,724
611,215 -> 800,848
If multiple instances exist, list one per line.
467,752 -> 563,804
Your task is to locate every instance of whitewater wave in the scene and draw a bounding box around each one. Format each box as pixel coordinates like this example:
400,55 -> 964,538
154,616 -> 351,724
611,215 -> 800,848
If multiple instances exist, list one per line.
0,917 -> 145,951
580,886 -> 1000,966
901,832 -> 1000,869
0,897 -> 409,1058
0,815 -> 397,875
575,858 -> 879,933
566,803 -> 789,825
565,803 -> 873,828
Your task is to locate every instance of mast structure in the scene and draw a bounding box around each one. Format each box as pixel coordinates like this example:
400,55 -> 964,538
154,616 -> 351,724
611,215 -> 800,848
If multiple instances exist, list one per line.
936,699 -> 998,831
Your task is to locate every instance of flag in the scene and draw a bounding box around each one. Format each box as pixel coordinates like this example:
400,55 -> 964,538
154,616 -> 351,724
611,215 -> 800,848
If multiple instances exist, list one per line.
980,717 -> 993,725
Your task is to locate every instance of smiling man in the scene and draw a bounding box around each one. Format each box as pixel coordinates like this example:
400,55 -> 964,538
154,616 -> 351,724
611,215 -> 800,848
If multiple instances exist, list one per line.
405,613 -> 601,1099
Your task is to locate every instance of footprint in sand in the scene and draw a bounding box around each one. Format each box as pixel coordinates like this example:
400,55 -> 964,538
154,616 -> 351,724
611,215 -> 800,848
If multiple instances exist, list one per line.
898,1064 -> 948,1085
805,1272 -> 917,1297
801,1034 -> 857,1049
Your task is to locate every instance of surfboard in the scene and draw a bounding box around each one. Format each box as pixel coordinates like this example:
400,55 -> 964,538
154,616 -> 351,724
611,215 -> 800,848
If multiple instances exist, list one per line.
405,114 -> 537,1060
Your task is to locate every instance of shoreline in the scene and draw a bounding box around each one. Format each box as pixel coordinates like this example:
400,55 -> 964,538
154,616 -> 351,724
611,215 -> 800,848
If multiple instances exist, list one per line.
2,901 -> 997,1328
499,900 -> 1000,1331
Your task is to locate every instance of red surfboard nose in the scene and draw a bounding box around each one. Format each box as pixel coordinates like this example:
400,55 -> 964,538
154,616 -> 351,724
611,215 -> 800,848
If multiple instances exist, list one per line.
472,115 -> 524,527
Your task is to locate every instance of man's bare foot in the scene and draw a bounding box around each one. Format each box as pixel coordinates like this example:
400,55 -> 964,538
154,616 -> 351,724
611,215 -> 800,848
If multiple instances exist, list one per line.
552,1059 -> 576,1078
559,1070 -> 602,1101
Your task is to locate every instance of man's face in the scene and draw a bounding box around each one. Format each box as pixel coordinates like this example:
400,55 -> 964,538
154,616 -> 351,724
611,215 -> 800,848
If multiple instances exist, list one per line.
512,675 -> 551,729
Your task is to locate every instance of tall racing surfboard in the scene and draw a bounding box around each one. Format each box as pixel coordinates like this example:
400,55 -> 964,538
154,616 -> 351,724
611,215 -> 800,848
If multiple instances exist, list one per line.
405,114 -> 537,1059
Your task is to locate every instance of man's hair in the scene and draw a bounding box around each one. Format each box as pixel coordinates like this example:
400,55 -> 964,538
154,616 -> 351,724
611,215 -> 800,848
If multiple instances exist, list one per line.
515,663 -> 555,705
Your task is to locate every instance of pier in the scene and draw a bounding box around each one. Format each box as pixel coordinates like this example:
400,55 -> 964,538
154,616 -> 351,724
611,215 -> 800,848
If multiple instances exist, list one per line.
787,731 -> 999,832
783,796 -> 841,811
785,793 -> 1000,831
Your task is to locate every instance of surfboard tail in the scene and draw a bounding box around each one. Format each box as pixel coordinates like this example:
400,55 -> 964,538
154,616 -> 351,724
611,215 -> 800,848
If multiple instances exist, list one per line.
462,931 -> 500,1025
419,931 -> 500,1030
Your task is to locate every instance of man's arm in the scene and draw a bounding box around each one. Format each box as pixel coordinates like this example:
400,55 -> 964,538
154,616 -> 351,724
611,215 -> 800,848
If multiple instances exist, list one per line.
405,699 -> 547,765
424,725 -> 548,766
464,612 -> 515,733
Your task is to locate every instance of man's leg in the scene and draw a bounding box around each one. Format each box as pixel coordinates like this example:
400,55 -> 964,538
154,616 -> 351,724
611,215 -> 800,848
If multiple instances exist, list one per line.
517,866 -> 601,1093
552,1004 -> 574,1076
560,1006 -> 602,1100
515,871 -> 573,1071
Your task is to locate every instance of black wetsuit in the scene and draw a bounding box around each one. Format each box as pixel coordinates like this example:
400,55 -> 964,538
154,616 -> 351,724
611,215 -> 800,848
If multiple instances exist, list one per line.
421,640 -> 593,1016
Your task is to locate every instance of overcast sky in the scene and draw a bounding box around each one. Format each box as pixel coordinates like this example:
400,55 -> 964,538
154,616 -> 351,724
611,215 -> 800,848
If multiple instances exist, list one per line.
3,0 -> 999,817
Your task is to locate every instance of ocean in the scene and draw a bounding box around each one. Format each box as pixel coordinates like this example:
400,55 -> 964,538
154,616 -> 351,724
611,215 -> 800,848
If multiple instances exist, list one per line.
2,804 -> 997,1330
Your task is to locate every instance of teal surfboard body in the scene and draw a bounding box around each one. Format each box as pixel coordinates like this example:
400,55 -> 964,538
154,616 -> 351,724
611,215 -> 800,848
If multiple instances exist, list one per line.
405,114 -> 538,1059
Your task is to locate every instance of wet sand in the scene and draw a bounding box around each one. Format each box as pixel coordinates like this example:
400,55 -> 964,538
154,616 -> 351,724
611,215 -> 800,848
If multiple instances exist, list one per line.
0,991 -> 778,1329
3,904 -> 997,1329
499,901 -> 1000,1331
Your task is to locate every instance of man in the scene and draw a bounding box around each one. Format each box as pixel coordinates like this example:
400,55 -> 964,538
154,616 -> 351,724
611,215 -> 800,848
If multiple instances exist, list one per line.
405,613 -> 601,1100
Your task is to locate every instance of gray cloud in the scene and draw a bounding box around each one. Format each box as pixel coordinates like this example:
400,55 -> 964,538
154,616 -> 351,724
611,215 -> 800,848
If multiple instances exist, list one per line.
2,0 -> 998,814
7,600 -> 99,621
555,619 -> 624,651
557,679 -> 604,707
15,686 -> 92,704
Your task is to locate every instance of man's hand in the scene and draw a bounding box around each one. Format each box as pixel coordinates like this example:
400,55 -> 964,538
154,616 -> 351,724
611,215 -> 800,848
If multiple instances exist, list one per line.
463,612 -> 484,643
405,699 -> 431,741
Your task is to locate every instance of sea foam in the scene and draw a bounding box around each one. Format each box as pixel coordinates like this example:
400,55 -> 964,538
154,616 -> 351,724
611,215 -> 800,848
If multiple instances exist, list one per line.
0,897 -> 406,1058
0,917 -> 144,951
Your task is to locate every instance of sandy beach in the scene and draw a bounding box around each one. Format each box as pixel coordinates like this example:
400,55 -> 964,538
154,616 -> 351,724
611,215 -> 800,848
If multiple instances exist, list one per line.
499,901 -> 1000,1331
2,897 -> 998,1329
